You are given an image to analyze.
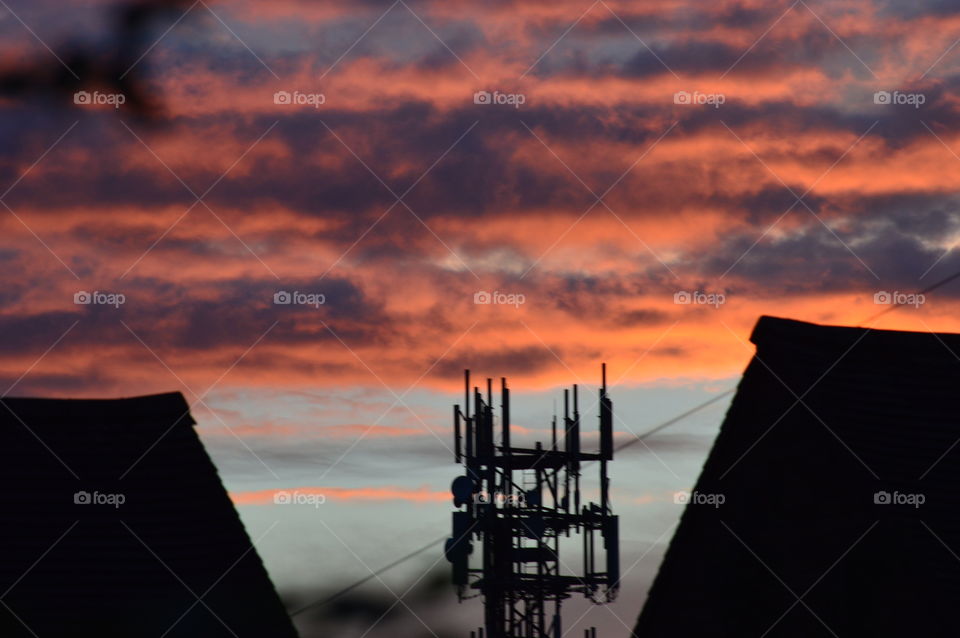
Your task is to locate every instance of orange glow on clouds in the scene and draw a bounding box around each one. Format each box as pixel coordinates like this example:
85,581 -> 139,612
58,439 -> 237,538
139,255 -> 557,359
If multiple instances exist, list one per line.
230,485 -> 449,505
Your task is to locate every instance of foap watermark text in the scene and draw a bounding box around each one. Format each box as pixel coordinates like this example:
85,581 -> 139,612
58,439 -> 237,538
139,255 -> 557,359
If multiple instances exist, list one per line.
74,91 -> 125,109
274,490 -> 326,508
873,90 -> 925,108
475,290 -> 525,307
274,290 -> 326,308
474,90 -> 526,108
674,91 -> 725,108
674,290 -> 725,307
674,490 -> 725,508
874,291 -> 925,307
75,290 -> 125,307
274,90 -> 326,108
874,490 -> 924,508
473,491 -> 526,506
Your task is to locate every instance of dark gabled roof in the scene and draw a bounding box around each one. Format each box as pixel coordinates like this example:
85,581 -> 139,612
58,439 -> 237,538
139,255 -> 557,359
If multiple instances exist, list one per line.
0,392 -> 298,638
634,316 -> 960,637
0,392 -> 196,426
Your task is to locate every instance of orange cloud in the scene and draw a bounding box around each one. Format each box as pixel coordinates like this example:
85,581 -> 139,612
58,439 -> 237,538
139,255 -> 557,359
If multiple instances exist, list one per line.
230,485 -> 449,505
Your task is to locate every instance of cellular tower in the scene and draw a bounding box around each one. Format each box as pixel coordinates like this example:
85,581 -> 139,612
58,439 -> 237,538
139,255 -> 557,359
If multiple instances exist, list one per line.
445,365 -> 619,638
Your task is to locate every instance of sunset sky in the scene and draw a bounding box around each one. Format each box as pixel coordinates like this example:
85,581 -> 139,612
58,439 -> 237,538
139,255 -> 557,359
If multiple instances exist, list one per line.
3,0 -> 960,635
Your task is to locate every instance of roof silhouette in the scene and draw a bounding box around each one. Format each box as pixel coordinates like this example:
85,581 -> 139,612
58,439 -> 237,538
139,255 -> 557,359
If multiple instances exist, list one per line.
0,392 -> 298,637
634,316 -> 960,637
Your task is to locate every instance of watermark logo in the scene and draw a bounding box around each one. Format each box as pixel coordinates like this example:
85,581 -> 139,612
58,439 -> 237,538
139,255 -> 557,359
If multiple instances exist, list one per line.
873,90 -> 925,108
674,490 -> 725,508
674,91 -> 725,108
474,290 -> 525,307
874,490 -> 924,508
74,290 -> 125,307
74,90 -> 126,109
473,491 -> 526,507
274,290 -> 326,308
274,90 -> 326,108
74,490 -> 126,508
473,90 -> 526,109
273,490 -> 325,508
674,290 -> 725,308
873,291 -> 925,308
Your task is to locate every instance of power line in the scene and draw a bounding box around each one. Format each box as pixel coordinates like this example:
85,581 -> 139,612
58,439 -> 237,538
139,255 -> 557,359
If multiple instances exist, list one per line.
613,388 -> 735,454
859,268 -> 960,326
289,534 -> 447,618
